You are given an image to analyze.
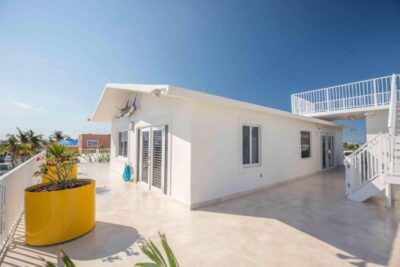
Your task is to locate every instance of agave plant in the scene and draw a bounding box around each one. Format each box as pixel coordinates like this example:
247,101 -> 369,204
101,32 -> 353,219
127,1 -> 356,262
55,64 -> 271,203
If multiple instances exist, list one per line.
39,249 -> 76,267
135,232 -> 180,267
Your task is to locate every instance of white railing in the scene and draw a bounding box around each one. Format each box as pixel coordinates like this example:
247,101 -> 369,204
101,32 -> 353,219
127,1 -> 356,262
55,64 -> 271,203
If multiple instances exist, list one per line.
292,75 -> 399,115
0,151 -> 45,256
388,74 -> 398,175
345,74 -> 400,196
345,133 -> 390,195
80,148 -> 110,163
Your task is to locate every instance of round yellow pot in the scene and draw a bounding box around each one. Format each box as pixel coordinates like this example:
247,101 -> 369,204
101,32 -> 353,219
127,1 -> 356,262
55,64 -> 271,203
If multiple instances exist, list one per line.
24,179 -> 95,246
41,164 -> 78,183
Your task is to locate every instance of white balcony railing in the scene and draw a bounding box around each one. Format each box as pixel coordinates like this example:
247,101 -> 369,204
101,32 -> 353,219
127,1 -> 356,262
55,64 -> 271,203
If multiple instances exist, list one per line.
80,148 -> 110,163
0,151 -> 45,256
345,132 -> 390,195
291,75 -> 399,115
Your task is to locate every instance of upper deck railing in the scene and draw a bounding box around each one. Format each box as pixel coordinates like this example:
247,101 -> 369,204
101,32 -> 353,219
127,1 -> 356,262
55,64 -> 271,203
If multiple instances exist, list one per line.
291,75 -> 400,116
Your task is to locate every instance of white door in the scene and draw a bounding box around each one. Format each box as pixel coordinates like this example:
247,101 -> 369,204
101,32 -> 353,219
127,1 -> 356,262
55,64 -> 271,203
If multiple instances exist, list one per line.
138,126 -> 167,193
322,133 -> 334,169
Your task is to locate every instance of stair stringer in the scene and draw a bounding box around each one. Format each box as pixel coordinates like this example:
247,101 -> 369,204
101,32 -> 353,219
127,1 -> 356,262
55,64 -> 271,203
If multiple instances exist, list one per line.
348,174 -> 386,202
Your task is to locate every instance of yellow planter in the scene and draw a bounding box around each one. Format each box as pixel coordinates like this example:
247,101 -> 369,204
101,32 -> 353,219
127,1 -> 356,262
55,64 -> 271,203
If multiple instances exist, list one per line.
24,179 -> 95,246
41,164 -> 78,183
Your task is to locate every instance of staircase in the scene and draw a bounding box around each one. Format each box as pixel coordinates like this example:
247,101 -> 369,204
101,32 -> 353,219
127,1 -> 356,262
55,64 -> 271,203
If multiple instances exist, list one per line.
346,74 -> 400,207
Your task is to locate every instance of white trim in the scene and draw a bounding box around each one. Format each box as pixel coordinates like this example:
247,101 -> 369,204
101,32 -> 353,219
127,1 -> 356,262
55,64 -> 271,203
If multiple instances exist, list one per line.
92,84 -> 343,128
241,124 -> 261,168
117,131 -> 128,157
137,124 -> 168,194
321,132 -> 335,169
300,130 -> 312,159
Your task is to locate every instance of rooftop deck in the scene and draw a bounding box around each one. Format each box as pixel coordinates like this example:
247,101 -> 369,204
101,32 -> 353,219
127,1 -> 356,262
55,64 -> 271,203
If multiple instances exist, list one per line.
1,164 -> 400,266
291,75 -> 399,120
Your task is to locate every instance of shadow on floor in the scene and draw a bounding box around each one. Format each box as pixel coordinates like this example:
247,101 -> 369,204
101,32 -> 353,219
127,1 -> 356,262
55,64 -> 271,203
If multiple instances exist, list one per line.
4,220 -> 141,265
96,186 -> 111,195
198,168 -> 400,266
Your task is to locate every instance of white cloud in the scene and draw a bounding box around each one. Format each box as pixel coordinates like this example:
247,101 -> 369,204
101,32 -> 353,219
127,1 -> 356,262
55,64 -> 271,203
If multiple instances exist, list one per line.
13,102 -> 44,111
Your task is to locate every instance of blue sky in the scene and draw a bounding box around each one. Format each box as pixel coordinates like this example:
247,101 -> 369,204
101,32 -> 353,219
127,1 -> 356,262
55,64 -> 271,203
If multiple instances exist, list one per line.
0,0 -> 399,142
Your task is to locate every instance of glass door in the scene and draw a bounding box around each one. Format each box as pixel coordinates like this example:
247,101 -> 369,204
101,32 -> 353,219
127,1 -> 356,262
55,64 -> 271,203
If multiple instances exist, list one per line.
150,126 -> 166,192
138,126 -> 167,193
139,128 -> 151,187
321,133 -> 334,169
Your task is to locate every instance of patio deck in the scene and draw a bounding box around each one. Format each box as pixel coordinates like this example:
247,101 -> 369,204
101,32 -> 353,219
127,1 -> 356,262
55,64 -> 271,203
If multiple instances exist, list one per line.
1,163 -> 400,267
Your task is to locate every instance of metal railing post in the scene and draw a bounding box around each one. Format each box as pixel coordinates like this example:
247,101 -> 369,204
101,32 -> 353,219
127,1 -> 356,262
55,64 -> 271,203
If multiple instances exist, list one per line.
325,88 -> 330,111
373,79 -> 378,106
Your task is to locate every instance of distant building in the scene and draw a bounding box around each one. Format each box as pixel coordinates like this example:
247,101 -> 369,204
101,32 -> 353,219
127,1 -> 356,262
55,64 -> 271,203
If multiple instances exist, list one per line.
78,134 -> 111,151
59,138 -> 78,148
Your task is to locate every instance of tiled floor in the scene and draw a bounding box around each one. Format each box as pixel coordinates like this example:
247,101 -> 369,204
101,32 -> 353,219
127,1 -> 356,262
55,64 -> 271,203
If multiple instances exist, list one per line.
1,164 -> 400,266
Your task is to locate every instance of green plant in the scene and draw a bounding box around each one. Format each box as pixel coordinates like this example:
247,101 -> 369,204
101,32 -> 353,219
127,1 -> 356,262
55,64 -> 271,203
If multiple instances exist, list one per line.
135,232 -> 180,267
49,130 -> 70,142
1,134 -> 29,167
0,128 -> 45,167
34,143 -> 81,190
46,143 -> 80,163
39,249 -> 76,267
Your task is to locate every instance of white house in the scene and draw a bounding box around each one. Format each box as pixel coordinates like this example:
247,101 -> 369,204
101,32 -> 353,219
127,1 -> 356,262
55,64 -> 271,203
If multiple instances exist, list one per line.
92,84 -> 343,209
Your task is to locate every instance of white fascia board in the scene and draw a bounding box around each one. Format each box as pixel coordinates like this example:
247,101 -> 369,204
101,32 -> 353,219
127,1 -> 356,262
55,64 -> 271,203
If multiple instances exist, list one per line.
91,83 -> 343,128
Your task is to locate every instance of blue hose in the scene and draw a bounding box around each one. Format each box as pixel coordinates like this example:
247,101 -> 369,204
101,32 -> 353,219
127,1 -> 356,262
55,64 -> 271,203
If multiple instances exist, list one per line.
123,164 -> 132,182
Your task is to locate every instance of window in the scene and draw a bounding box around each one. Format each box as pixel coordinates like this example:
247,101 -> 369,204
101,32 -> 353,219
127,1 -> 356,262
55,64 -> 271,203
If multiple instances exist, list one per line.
242,125 -> 260,166
86,140 -> 99,148
118,131 -> 128,157
301,131 -> 311,158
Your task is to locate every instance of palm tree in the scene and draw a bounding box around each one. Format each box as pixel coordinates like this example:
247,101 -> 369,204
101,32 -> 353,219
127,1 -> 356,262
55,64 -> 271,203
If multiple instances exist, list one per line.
1,134 -> 23,167
50,131 -> 69,142
16,127 -> 29,144
1,129 -> 45,166
26,129 -> 44,151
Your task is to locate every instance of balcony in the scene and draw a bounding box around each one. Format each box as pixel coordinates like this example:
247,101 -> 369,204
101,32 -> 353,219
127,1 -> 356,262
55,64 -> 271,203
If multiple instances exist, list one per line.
291,75 -> 399,120
1,163 -> 400,266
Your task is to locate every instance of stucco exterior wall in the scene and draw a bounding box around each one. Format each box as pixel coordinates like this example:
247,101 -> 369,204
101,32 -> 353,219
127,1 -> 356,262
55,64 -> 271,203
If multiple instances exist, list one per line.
78,134 -> 111,151
190,101 -> 343,206
110,93 -> 192,205
110,93 -> 343,207
110,116 -> 130,174
365,110 -> 389,142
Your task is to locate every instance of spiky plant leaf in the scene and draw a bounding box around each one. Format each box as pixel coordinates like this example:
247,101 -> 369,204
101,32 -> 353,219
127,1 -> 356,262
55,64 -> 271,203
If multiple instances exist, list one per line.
159,232 -> 179,267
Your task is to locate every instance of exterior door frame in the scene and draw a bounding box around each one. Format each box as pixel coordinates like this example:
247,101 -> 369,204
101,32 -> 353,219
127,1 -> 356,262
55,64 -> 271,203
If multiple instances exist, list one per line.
137,125 -> 167,193
138,127 -> 151,189
321,132 -> 335,169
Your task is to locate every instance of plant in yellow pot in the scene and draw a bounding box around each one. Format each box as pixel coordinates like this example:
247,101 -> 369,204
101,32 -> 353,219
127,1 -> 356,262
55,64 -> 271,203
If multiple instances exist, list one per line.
40,143 -> 79,183
25,159 -> 95,246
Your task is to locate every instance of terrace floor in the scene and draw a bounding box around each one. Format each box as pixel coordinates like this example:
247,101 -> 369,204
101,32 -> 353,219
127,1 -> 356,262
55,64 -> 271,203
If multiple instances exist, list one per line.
1,164 -> 400,267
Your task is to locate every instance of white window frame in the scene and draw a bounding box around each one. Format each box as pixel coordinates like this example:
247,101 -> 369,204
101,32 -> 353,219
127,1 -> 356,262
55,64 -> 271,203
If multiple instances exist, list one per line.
300,130 -> 312,159
118,131 -> 128,158
86,140 -> 99,148
241,124 -> 261,168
